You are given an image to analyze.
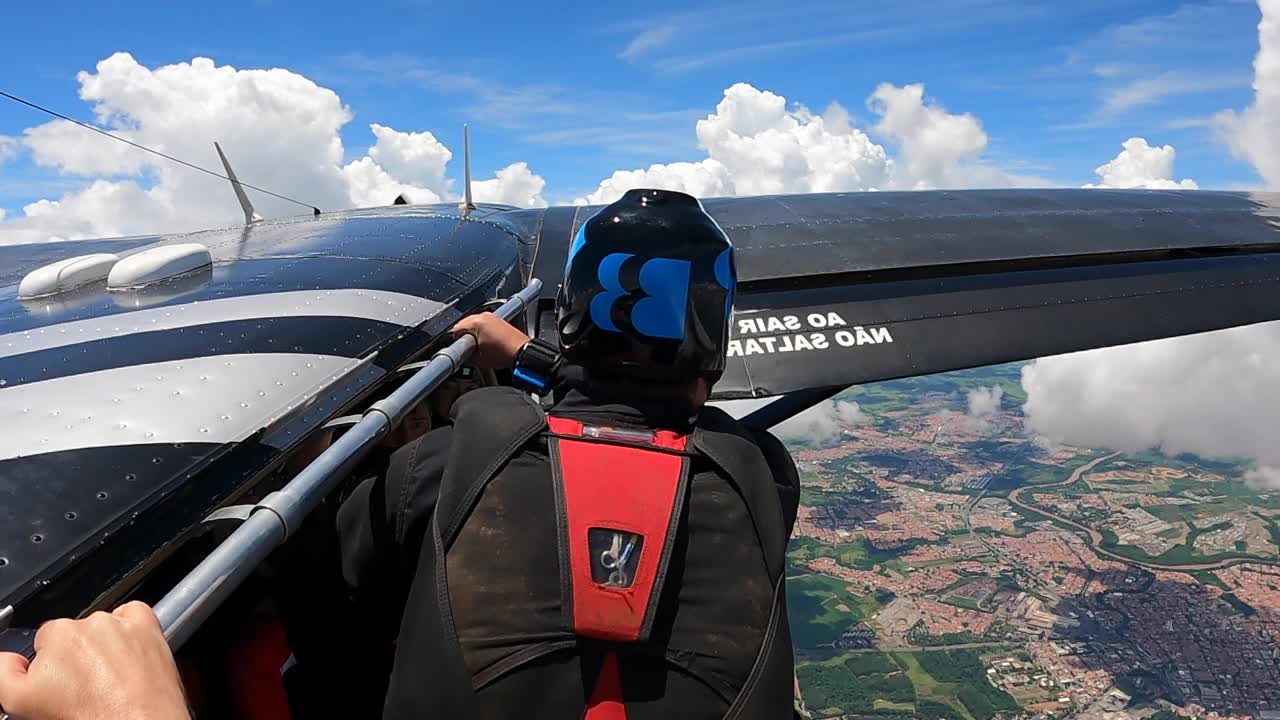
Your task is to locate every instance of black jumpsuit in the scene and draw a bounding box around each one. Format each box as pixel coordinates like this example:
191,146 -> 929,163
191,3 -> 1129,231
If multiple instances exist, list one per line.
281,376 -> 801,719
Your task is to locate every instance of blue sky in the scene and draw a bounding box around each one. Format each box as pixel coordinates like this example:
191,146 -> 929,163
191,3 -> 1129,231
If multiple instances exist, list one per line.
0,0 -> 1267,212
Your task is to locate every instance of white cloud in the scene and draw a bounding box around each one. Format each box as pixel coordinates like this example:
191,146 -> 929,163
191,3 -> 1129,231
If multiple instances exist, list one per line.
714,396 -> 868,446
1021,322 -> 1280,488
967,386 -> 1004,418
341,156 -> 443,209
1101,71 -> 1249,117
0,53 -> 547,245
364,123 -> 452,191
0,136 -> 20,164
1215,0 -> 1280,188
575,81 -> 1039,204
472,162 -> 548,207
619,25 -> 680,62
1082,137 -> 1198,189
576,159 -> 732,206
868,83 -> 996,190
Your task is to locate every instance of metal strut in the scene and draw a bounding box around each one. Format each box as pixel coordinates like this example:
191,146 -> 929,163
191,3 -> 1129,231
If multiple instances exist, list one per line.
152,279 -> 542,651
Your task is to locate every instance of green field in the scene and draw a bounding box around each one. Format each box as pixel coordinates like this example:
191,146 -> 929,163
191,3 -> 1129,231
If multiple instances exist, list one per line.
788,534 -> 916,572
798,650 -> 1020,720
787,571 -> 894,650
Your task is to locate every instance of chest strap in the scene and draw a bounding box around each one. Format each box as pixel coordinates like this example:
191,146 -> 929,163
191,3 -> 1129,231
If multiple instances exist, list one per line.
547,416 -> 690,644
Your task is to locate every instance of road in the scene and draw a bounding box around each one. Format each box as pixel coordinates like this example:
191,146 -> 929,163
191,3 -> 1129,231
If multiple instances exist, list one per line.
837,641 -> 1011,653
1006,452 -> 1277,572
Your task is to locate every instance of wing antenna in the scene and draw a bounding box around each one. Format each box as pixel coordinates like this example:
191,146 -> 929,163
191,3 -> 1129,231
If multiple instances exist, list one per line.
460,124 -> 476,214
214,142 -> 264,225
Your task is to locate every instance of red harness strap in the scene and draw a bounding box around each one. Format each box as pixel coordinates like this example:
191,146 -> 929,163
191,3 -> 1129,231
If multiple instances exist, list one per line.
547,416 -> 689,644
584,651 -> 627,720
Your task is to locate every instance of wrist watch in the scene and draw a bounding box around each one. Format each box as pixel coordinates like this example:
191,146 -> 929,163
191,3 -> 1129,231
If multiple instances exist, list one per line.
511,337 -> 561,394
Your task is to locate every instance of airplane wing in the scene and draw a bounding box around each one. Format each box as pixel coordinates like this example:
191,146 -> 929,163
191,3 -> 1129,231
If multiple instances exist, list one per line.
0,204 -> 528,618
527,189 -> 1280,402
3,187 -> 1280,624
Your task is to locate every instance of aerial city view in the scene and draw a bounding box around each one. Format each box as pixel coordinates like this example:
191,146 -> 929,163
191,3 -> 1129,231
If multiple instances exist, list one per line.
784,363 -> 1280,720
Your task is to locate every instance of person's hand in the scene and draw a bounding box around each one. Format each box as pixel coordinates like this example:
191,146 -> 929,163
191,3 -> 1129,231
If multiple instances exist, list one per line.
451,312 -> 529,369
0,602 -> 190,720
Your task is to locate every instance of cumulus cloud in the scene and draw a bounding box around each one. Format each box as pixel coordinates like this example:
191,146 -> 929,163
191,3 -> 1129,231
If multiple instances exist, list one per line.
471,162 -> 548,207
0,53 -> 547,245
869,83 -> 989,190
1082,137 -> 1198,189
364,124 -> 453,191
967,386 -> 1004,418
1021,322 -> 1280,487
1215,0 -> 1280,188
577,159 -> 731,206
575,81 -> 1036,204
714,396 -> 868,446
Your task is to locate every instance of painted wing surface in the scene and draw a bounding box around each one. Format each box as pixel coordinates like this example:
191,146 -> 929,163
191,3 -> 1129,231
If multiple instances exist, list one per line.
0,204 -> 526,615
532,189 -> 1280,400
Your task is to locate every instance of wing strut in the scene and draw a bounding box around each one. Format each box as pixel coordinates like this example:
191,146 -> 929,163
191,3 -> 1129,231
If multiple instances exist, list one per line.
739,386 -> 845,432
214,142 -> 264,225
150,279 -> 543,651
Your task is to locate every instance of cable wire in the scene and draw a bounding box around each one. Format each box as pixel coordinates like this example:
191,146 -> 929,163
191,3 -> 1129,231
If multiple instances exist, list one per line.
0,89 -> 320,215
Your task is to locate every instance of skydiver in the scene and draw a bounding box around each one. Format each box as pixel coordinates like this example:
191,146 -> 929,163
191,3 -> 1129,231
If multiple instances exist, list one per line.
0,188 -> 803,720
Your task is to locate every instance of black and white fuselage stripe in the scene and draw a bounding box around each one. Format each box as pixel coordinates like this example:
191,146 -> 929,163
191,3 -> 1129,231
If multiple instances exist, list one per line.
0,289 -> 443,360
0,353 -> 368,462
0,289 -> 447,462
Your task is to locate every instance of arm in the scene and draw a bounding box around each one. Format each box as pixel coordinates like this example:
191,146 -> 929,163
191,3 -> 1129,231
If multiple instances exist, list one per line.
750,428 -> 801,541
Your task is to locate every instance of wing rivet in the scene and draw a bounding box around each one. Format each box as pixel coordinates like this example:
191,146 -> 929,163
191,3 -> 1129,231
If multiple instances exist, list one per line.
151,457 -> 163,464
199,427 -> 209,434
0,558 -> 7,567
124,473 -> 136,481
65,512 -> 77,520
145,432 -> 156,439
30,535 -> 43,544
240,402 -> 250,408
96,492 -> 108,501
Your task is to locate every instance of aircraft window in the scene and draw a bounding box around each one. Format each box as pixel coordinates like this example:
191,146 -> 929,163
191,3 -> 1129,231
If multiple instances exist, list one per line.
769,354 -> 1280,719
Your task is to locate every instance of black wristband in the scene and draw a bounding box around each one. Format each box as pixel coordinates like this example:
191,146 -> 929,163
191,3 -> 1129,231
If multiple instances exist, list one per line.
512,338 -> 561,394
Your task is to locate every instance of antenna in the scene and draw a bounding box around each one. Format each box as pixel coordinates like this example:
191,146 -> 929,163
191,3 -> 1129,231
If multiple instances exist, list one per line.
214,142 -> 263,225
460,124 -> 475,213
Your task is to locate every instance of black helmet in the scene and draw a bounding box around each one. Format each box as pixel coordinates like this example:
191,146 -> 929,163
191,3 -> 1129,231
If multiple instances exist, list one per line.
556,188 -> 736,382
